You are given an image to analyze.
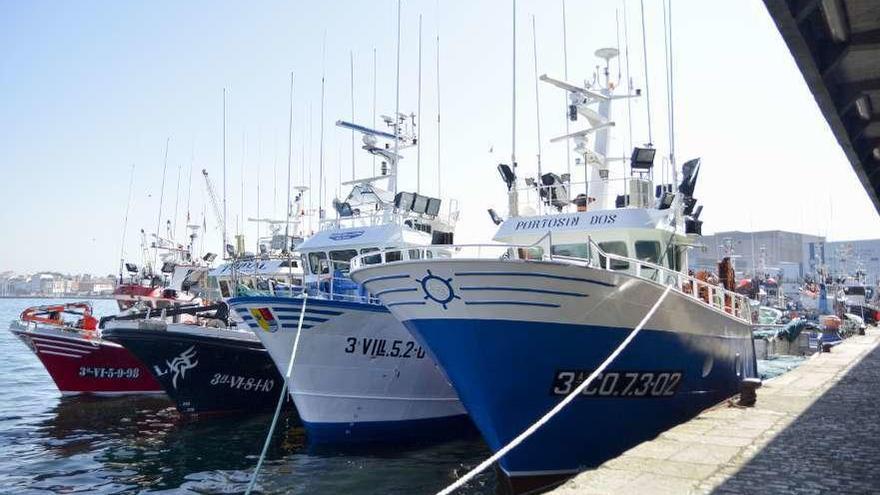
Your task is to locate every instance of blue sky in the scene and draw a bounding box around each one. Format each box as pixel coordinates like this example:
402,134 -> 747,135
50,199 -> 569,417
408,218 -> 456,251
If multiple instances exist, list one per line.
2,0 -> 878,274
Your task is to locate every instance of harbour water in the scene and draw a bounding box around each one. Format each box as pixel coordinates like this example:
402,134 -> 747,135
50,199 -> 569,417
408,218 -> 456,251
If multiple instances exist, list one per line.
0,298 -> 494,494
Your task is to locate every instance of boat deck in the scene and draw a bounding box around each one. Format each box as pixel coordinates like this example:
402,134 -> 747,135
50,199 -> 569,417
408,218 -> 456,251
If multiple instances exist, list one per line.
552,327 -> 880,494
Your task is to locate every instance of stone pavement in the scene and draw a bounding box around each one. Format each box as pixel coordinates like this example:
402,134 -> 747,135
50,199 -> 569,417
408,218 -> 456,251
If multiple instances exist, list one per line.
551,328 -> 880,495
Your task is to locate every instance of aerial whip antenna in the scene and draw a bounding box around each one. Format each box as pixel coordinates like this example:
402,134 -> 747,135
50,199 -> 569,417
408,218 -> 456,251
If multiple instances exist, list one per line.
318,32 -> 327,219
222,88 -> 228,256
392,0 -> 401,195
623,0 -> 634,153
639,0 -> 653,146
372,47 -> 377,176
350,50 -> 356,181
154,136 -> 171,266
561,0 -> 571,181
118,163 -> 136,283
284,72 -> 295,253
417,14 -> 423,194
531,15 -> 543,184
436,0 -> 442,196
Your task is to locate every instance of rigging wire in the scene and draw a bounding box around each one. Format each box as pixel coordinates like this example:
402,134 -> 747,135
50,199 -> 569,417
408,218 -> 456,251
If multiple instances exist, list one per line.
639,0 -> 653,146
561,0 -> 571,182
531,15 -> 543,183
417,14 -> 423,194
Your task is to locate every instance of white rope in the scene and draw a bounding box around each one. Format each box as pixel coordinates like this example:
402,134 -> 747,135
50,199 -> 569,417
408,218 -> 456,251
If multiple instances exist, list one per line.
437,284 -> 673,495
245,293 -> 309,495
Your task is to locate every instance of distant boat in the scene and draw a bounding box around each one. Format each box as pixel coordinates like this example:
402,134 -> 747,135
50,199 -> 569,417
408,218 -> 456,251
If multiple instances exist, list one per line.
9,301 -> 164,396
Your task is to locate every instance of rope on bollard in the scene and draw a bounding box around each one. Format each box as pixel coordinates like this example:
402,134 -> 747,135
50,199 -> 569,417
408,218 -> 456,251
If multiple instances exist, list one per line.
245,293 -> 309,495
436,284 -> 673,495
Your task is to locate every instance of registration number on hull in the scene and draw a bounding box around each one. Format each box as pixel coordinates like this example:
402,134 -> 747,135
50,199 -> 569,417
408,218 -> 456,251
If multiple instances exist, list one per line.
551,370 -> 683,398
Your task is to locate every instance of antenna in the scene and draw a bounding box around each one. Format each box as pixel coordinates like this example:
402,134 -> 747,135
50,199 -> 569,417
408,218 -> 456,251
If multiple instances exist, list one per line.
561,0 -> 571,181
154,136 -> 170,267
285,72 -> 294,253
393,0 -> 402,195
639,0 -> 653,146
222,88 -> 228,256
531,15 -> 543,183
185,141 -> 194,236
623,0 -> 634,153
256,134 -> 262,252
118,163 -> 136,283
510,0 -> 518,217
172,162 -> 182,241
372,47 -> 377,177
319,32 -> 327,219
417,14 -> 423,194
350,50 -> 355,181
664,0 -> 676,169
436,0 -> 442,196
240,131 -> 246,236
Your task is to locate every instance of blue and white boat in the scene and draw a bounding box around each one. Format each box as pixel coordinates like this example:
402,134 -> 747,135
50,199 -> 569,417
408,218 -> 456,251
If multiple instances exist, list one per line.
229,114 -> 471,444
350,49 -> 757,491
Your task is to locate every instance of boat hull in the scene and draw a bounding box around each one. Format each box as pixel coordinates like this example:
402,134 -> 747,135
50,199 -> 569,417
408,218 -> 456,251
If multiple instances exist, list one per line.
9,323 -> 164,396
228,296 -> 472,444
101,323 -> 286,415
351,258 -> 757,487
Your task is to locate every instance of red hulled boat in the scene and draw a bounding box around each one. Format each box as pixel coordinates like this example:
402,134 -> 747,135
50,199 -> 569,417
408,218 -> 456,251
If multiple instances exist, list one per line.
9,302 -> 164,396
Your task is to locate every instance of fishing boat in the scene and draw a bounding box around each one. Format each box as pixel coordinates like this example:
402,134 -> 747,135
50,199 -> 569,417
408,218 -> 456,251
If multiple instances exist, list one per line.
349,49 -> 757,491
228,114 -> 472,444
102,257 -> 303,415
9,302 -> 164,396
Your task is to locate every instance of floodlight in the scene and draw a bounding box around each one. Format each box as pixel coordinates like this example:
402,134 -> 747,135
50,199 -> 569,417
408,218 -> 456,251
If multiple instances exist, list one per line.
412,194 -> 429,214
497,163 -> 516,190
259,244 -> 268,255
560,173 -> 571,183
683,197 -> 697,215
333,199 -> 354,217
524,177 -> 536,186
630,147 -> 655,170
487,208 -> 504,225
125,263 -> 139,273
658,192 -> 675,210
161,261 -> 176,273
598,168 -> 609,179
425,197 -> 442,216
203,252 -> 218,263
394,191 -> 415,211
678,158 -> 701,197
225,244 -> 236,258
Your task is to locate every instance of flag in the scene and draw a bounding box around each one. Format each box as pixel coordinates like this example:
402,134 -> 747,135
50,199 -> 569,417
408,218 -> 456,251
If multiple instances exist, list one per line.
249,307 -> 279,332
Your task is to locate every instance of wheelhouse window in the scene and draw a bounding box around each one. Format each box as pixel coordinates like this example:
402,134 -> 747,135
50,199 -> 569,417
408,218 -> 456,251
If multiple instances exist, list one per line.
635,241 -> 662,265
308,252 -> 328,274
360,247 -> 381,265
551,243 -> 589,259
598,241 -> 629,270
386,248 -> 402,262
329,249 -> 358,274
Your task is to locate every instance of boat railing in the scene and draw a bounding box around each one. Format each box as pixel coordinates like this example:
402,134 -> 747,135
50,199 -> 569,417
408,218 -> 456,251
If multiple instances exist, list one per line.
350,232 -> 752,323
582,238 -> 752,323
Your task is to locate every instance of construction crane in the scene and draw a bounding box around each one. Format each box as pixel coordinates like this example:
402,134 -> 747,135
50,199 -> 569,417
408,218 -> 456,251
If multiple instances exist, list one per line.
202,169 -> 227,247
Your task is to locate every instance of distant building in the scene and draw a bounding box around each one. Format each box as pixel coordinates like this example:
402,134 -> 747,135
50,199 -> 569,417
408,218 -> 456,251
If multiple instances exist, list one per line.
823,239 -> 880,285
690,230 -> 825,282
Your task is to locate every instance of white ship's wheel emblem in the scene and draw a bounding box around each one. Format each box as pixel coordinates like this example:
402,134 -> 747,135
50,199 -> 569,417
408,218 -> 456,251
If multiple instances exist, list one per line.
418,269 -> 460,309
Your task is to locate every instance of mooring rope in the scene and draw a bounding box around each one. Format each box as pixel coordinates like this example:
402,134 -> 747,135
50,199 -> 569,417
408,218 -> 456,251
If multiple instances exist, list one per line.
245,293 -> 309,495
437,284 -> 673,495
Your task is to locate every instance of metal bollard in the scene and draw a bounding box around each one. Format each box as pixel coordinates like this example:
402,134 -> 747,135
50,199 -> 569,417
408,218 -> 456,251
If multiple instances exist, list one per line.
738,378 -> 762,407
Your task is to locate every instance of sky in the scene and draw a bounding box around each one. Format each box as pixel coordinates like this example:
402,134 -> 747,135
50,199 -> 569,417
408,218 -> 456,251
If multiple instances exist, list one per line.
1,0 -> 879,275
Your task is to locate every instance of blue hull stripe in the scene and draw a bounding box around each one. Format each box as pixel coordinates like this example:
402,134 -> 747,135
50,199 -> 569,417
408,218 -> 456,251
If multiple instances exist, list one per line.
239,314 -> 314,330
463,301 -> 561,308
387,301 -> 427,307
360,274 -> 411,285
228,296 -> 390,314
453,271 -> 615,287
302,414 -> 474,445
460,286 -> 587,297
374,287 -> 418,297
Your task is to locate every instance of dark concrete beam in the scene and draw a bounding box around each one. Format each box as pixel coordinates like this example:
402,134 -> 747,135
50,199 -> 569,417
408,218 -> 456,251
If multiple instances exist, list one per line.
793,0 -> 822,25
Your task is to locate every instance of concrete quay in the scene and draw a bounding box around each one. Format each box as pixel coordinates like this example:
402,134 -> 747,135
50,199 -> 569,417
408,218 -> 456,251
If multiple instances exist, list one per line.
551,328 -> 880,495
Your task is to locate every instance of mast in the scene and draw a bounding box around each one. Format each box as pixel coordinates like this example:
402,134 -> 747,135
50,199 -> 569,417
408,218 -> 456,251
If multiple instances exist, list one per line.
172,162 -> 182,241
532,15 -> 543,184
284,72 -> 294,253
392,0 -> 401,195
639,0 -> 653,146
509,0 -> 519,217
436,0 -> 442,196
561,0 -> 571,181
154,136 -> 170,266
118,163 -> 136,283
350,50 -> 356,181
319,33 -> 327,219
222,88 -> 228,255
372,47 -> 377,177
417,14 -> 423,194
